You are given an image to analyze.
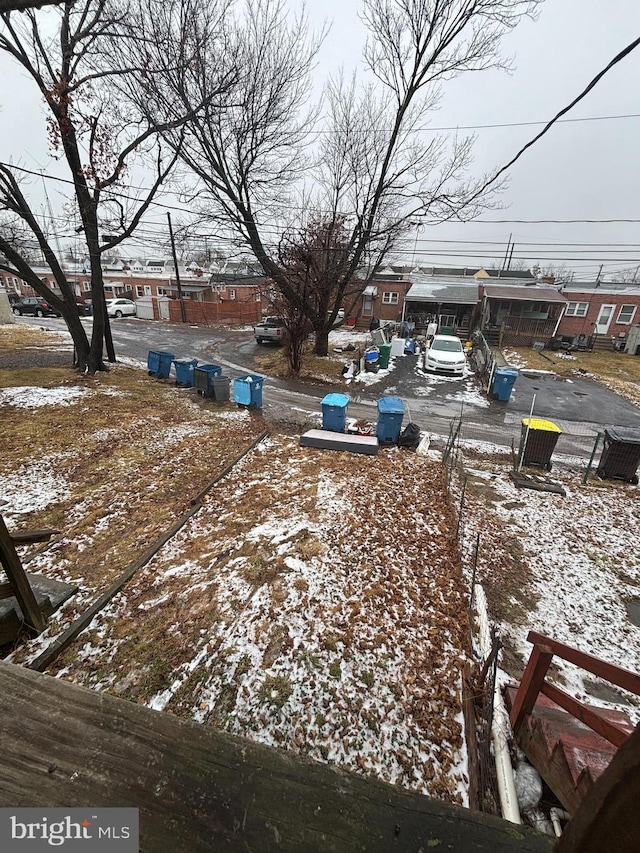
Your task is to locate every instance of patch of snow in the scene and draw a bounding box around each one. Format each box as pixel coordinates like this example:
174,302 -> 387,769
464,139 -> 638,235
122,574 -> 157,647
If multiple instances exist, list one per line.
0,385 -> 89,408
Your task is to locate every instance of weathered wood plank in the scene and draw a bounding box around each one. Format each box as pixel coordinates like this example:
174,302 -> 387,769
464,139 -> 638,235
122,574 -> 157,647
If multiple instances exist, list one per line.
527,631 -> 640,696
0,663 -> 552,853
300,429 -> 379,456
9,528 -> 60,545
0,515 -> 46,633
555,724 -> 640,853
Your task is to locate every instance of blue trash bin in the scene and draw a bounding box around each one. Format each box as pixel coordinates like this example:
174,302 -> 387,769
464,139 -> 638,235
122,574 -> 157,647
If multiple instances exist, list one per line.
492,367 -> 519,402
147,350 -> 175,379
173,358 -> 199,387
194,364 -> 223,397
321,393 -> 350,432
376,396 -> 405,444
234,374 -> 264,408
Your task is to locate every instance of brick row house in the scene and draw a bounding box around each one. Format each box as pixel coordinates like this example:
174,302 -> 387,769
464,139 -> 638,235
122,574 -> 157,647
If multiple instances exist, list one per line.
0,259 -> 270,325
4,257 -> 640,354
554,281 -> 640,352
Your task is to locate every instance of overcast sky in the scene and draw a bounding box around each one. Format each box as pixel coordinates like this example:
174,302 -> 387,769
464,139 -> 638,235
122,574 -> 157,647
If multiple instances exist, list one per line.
1,0 -> 639,279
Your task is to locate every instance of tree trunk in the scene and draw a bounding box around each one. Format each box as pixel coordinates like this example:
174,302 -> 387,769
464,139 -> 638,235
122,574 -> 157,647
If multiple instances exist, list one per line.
60,308 -> 91,371
313,327 -> 330,357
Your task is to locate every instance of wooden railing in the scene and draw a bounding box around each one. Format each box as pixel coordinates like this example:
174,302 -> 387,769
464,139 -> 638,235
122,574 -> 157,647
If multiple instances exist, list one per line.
510,631 -> 640,747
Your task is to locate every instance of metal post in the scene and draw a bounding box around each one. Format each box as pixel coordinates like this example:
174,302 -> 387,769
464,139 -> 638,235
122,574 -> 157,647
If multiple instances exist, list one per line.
583,431 -> 602,484
167,212 -> 187,323
455,477 -> 467,541
517,394 -> 536,472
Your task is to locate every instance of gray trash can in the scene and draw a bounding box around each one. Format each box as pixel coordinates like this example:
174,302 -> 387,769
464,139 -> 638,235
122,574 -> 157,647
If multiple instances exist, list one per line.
212,376 -> 231,401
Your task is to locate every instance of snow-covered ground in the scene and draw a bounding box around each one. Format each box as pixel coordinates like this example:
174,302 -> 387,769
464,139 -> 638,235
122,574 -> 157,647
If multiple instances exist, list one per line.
455,452 -> 640,723
2,326 -> 639,810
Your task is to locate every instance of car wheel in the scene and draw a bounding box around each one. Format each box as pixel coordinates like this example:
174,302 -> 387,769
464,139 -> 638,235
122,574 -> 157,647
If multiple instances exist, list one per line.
36,309 -> 44,317
256,337 -> 263,344
115,310 -> 123,318
13,307 -> 21,315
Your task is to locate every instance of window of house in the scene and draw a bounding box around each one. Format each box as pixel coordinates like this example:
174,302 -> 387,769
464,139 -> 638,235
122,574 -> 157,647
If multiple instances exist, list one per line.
617,304 -> 637,324
382,291 -> 399,305
255,291 -> 262,301
144,285 -> 152,296
157,287 -> 165,296
566,302 -> 589,317
228,289 -> 236,300
136,286 -> 144,297
83,282 -> 91,292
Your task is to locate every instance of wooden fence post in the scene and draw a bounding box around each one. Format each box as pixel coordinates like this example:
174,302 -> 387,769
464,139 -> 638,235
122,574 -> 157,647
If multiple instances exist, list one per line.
0,515 -> 47,634
509,642 -> 554,734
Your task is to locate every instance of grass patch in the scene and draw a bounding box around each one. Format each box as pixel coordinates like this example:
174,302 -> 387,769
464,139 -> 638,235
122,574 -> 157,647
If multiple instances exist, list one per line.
253,339 -> 360,383
259,674 -> 293,708
505,346 -> 640,381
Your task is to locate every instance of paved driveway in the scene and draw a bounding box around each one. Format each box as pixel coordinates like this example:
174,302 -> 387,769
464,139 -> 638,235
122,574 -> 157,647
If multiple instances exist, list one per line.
16,316 -> 640,449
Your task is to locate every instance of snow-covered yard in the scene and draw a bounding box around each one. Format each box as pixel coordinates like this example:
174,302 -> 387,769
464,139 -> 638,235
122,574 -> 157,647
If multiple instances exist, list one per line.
2,323 -> 639,814
455,450 -> 640,722
1,363 -> 470,805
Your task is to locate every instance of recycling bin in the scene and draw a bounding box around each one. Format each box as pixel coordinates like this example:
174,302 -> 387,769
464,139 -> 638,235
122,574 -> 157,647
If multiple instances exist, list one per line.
173,358 -> 198,387
518,418 -> 562,470
377,396 -> 405,444
378,343 -> 392,369
212,376 -> 231,402
147,350 -> 175,379
364,351 -> 379,372
194,363 -> 223,397
234,373 -> 264,408
596,428 -> 640,484
493,367 -> 519,402
321,393 -> 350,433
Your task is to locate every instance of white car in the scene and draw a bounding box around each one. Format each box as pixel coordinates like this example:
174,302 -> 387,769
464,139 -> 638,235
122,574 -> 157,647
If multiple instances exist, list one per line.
106,298 -> 137,318
424,334 -> 467,376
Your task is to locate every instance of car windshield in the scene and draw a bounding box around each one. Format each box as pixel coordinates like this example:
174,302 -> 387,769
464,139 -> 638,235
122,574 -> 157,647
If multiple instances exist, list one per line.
431,339 -> 462,352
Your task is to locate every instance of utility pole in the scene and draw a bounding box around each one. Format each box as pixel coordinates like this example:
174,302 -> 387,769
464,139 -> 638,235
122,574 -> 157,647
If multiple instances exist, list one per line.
595,264 -> 603,285
507,243 -> 515,270
501,233 -> 512,271
167,212 -> 187,323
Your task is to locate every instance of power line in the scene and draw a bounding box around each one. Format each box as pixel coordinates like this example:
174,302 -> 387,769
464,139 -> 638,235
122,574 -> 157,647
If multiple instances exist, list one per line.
307,112 -> 640,134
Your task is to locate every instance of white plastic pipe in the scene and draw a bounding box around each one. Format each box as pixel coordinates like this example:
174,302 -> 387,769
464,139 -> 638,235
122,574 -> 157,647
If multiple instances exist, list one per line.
473,585 -> 522,825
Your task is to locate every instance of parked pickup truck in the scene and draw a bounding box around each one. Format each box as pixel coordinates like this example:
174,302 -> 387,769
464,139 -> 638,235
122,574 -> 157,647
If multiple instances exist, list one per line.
254,317 -> 287,345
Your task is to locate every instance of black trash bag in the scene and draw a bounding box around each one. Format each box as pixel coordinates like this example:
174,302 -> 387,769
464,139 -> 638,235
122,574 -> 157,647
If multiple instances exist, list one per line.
398,422 -> 421,449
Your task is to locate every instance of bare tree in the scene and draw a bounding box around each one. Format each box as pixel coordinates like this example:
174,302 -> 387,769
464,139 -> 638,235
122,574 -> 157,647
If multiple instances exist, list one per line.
532,262 -> 576,283
0,0 -> 236,373
126,0 -> 539,369
607,266 -> 640,283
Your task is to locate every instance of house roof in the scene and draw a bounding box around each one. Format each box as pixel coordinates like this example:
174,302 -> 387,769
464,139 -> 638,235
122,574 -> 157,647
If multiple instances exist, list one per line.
561,281 -> 640,296
405,276 -> 479,304
382,265 -> 534,280
482,284 -> 567,303
477,268 -> 535,281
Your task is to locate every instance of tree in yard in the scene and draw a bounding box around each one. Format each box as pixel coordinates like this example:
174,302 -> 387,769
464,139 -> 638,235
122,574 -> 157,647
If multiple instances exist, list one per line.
0,0 -> 237,373
125,0 -> 540,371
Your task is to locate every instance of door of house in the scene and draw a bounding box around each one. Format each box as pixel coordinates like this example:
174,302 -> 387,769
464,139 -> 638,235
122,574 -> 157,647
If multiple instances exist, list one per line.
158,296 -> 171,320
595,304 -> 616,335
361,294 -> 374,318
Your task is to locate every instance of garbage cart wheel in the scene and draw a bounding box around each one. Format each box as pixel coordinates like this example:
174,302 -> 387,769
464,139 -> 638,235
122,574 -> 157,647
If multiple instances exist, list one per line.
545,462 -> 553,472
631,475 -> 639,486
148,370 -> 154,376
596,468 -> 606,480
